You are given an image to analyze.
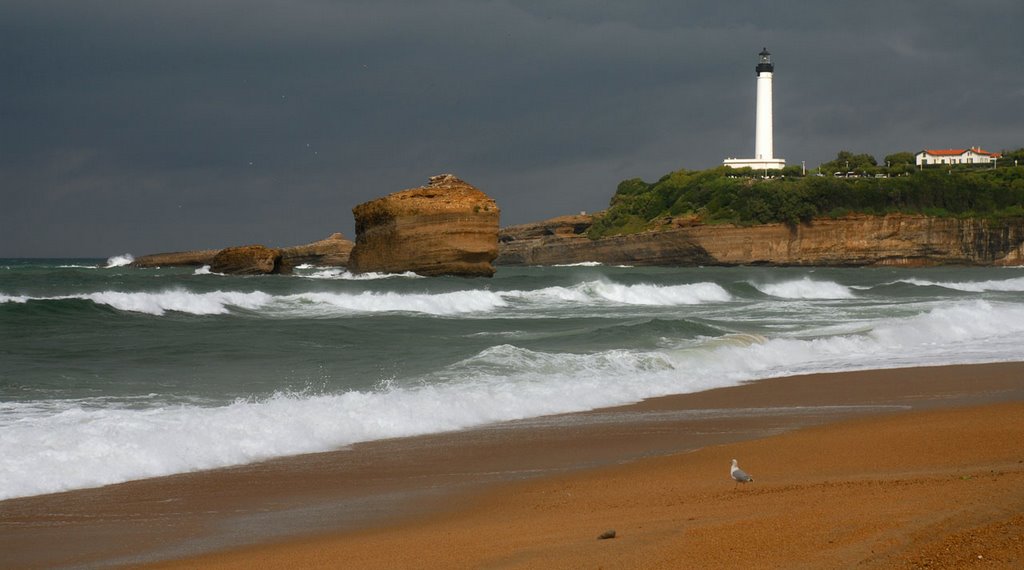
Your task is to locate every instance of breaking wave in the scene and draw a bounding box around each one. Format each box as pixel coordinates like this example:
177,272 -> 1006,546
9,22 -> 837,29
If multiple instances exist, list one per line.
1,280 -> 732,317
898,276 -> 1024,293
753,278 -> 855,299
2,299 -> 1020,499
104,253 -> 134,268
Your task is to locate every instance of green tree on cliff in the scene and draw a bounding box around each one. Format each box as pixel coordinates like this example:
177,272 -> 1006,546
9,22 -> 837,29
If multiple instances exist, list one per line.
820,151 -> 878,174
884,151 -> 916,175
884,151 -> 915,166
1002,148 -> 1024,166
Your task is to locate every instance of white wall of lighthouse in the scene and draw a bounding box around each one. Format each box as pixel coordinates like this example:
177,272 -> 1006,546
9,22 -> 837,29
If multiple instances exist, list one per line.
754,70 -> 773,160
723,48 -> 785,170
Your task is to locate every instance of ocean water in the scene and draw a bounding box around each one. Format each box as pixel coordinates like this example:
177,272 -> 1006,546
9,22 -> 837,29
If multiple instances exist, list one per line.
3,259 -> 1024,500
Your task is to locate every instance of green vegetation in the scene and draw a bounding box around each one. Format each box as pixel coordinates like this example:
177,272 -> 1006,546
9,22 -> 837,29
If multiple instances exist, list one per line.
588,149 -> 1024,239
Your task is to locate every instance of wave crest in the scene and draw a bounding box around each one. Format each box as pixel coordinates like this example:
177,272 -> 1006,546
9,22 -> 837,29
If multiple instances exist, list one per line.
754,278 -> 854,299
104,253 -> 134,268
899,276 -> 1024,293
3,299 -> 1024,499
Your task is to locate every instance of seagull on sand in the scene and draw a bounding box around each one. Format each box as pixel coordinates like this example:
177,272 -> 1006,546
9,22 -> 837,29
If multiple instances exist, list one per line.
731,459 -> 754,488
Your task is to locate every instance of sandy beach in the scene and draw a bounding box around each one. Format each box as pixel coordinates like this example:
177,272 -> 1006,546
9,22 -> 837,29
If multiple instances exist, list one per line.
3,362 -> 1023,569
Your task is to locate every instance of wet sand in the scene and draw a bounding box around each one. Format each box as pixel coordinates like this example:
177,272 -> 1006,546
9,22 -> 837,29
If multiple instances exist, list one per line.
3,362 -> 1023,568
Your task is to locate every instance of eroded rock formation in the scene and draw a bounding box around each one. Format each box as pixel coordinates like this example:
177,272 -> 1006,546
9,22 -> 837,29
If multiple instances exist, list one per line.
129,249 -> 219,268
498,214 -> 1024,267
131,234 -> 354,269
349,174 -> 500,277
210,244 -> 291,275
280,232 -> 354,267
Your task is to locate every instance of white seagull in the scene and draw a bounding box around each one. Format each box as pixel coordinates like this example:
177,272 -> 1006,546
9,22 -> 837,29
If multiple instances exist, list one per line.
731,459 -> 754,488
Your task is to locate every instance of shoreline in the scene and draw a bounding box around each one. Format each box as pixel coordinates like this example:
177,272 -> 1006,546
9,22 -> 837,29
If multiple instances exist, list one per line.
2,362 -> 1023,568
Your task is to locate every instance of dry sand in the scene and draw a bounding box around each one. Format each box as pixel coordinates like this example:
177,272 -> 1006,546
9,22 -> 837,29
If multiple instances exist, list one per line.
3,363 -> 1023,569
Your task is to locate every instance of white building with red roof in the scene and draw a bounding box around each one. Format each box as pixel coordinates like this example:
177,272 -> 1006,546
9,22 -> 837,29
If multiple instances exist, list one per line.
915,147 -> 1001,167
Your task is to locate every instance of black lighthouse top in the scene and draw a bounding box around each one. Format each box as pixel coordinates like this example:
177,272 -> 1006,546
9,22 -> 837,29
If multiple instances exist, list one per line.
756,47 -> 773,74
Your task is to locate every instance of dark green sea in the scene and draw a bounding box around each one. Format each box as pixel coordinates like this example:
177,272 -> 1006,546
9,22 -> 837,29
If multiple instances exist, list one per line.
3,258 -> 1024,499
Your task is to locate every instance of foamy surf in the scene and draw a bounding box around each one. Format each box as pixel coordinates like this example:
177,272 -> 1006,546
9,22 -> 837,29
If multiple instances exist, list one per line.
754,278 -> 855,299
5,263 -> 1024,502
1,280 -> 735,317
298,268 -> 424,280
104,254 -> 134,268
506,281 -> 732,307
2,298 -> 1020,500
898,276 -> 1024,293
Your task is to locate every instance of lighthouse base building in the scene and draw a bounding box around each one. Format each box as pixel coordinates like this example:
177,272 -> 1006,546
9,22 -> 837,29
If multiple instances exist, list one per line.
724,48 -> 785,171
722,157 -> 786,170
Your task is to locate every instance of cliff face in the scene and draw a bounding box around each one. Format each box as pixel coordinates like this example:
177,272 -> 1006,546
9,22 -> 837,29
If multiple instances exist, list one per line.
497,214 -> 1024,267
349,174 -> 500,277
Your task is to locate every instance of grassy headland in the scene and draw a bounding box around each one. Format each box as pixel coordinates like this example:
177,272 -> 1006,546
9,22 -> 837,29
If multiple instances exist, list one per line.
589,149 -> 1024,239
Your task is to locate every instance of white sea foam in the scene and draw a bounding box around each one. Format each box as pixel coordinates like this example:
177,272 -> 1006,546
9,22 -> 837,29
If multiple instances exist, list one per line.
299,268 -> 423,280
1,298 -> 1021,500
284,290 -> 508,315
3,289 -> 503,316
585,281 -> 732,305
193,265 -> 213,275
82,290 -> 275,316
0,294 -> 30,303
1,290 -> 274,315
899,276 -> 1024,293
754,278 -> 855,299
598,280 -> 733,304
104,253 -> 135,268
3,280 -> 732,317
507,281 -> 731,307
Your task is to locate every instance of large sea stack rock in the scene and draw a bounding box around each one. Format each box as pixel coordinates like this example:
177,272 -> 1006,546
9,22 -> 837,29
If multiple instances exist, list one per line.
210,244 -> 291,275
349,174 -> 500,277
281,232 -> 354,267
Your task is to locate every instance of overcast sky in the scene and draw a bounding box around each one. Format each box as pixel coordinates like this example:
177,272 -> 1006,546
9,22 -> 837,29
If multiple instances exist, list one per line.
2,1 -> 1022,257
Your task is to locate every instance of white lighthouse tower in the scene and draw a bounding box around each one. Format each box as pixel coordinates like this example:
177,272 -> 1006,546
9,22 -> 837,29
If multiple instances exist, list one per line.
724,48 -> 786,170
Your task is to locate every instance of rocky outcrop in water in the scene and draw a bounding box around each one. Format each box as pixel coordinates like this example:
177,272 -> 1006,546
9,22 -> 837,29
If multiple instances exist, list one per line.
129,249 -> 220,268
280,232 -> 354,267
210,244 -> 291,275
131,233 -> 354,269
349,174 -> 500,277
497,214 -> 1024,267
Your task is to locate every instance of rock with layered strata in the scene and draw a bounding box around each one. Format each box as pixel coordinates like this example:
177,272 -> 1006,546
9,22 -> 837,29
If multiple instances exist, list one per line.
130,249 -> 220,268
210,244 -> 291,275
349,174 -> 500,277
281,232 -> 354,267
497,214 -> 1024,267
131,233 -> 353,269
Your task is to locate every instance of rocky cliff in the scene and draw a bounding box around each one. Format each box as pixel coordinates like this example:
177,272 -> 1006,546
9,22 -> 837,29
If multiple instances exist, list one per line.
498,214 -> 1024,267
349,174 -> 500,277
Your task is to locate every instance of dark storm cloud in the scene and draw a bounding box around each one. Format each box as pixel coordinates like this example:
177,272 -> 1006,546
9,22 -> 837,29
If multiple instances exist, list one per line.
2,1 -> 1022,256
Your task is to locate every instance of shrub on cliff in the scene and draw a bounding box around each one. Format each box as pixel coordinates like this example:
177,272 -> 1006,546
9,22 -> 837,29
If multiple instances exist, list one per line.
588,163 -> 1024,239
